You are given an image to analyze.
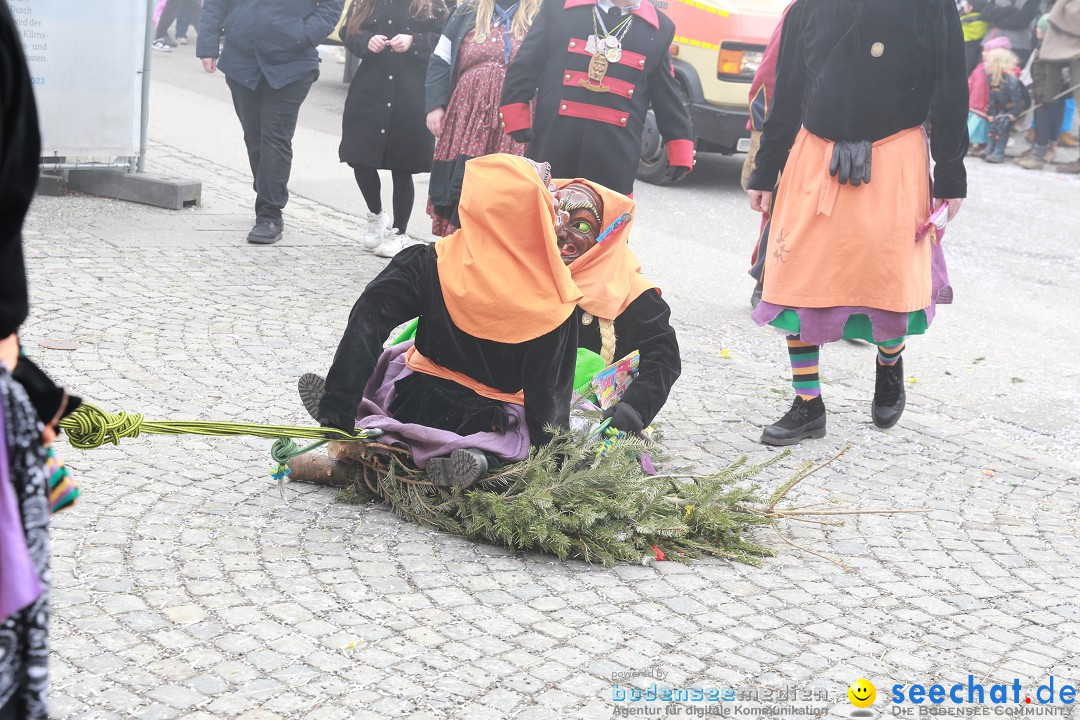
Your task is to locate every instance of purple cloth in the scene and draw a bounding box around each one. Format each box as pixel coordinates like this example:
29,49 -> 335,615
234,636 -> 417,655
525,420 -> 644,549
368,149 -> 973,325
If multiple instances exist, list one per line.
354,341 -> 530,469
0,394 -> 42,622
752,228 -> 954,345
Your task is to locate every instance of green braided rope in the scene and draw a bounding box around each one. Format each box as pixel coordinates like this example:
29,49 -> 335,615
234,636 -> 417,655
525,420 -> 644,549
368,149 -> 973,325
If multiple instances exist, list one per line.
60,403 -> 377,449
60,403 -> 382,485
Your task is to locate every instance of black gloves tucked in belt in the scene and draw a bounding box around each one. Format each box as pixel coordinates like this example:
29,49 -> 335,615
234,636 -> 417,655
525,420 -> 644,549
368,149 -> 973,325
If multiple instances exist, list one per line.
829,140 -> 872,186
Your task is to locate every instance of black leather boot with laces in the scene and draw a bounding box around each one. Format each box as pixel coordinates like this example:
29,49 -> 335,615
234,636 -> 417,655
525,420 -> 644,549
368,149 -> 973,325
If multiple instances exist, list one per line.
760,396 -> 827,446
872,356 -> 906,428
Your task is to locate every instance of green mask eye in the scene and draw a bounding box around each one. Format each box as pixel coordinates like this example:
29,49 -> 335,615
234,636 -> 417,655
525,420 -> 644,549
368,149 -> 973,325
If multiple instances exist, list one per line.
575,220 -> 593,233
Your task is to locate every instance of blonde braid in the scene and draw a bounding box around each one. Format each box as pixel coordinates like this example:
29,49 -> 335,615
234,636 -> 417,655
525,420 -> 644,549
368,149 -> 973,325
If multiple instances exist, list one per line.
598,318 -> 616,365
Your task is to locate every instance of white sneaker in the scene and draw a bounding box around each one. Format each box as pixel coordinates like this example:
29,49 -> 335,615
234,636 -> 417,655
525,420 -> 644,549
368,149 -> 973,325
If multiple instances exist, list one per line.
373,231 -> 415,258
362,212 -> 391,251
152,39 -> 172,52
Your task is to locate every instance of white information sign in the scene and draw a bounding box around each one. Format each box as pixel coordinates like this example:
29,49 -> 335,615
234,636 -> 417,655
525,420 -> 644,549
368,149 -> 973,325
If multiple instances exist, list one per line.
9,0 -> 148,159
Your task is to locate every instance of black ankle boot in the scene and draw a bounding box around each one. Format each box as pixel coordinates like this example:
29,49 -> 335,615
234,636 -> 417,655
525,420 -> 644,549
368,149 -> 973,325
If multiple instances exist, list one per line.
426,448 -> 489,489
872,356 -> 906,428
298,373 -> 327,421
760,396 -> 827,446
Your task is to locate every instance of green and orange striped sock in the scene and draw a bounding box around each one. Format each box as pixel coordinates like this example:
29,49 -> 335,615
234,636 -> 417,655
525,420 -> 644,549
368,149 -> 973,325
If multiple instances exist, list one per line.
876,339 -> 905,366
787,335 -> 821,400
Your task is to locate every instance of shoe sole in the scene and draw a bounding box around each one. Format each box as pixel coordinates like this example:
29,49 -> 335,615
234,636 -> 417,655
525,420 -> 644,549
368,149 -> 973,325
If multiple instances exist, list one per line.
759,426 -> 827,446
247,232 -> 282,245
426,449 -> 487,488
298,373 -> 326,422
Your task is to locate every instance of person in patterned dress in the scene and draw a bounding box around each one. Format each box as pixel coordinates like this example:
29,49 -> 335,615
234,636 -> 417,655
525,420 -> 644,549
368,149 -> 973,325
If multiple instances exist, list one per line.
424,0 -> 541,235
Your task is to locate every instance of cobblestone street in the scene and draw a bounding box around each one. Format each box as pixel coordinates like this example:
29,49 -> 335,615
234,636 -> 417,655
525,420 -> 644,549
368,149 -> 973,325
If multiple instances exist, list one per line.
16,65 -> 1080,719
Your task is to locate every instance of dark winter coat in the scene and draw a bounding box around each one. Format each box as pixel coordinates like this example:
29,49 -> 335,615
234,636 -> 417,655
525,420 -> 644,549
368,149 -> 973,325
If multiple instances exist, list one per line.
339,0 -> 448,172
499,0 -> 694,195
748,0 -> 970,200
1,0 -> 40,337
197,0 -> 345,90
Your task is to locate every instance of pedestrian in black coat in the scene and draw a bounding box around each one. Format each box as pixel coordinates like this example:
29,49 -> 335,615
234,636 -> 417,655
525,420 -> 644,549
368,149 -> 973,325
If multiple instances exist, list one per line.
339,0 -> 448,257
198,0 -> 344,245
499,0 -> 694,195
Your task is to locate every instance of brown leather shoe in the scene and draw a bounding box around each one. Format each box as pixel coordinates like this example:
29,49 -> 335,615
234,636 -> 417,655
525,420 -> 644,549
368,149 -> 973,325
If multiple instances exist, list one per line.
1059,133 -> 1079,148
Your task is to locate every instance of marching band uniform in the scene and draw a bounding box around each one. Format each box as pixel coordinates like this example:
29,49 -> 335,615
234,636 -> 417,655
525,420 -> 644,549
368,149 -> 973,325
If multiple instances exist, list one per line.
499,0 -> 694,194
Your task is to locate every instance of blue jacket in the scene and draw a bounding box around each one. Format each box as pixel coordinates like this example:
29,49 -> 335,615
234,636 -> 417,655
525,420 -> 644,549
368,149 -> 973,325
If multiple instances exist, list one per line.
198,0 -> 345,89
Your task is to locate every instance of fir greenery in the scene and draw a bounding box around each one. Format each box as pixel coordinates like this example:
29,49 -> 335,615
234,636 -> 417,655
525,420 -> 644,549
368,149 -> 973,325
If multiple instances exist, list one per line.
337,430 -> 786,566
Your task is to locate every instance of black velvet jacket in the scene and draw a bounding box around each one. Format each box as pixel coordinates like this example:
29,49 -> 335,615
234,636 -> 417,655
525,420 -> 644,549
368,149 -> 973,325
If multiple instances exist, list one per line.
575,289 -> 680,428
320,245 -> 578,446
749,0 -> 969,199
1,1 -> 40,338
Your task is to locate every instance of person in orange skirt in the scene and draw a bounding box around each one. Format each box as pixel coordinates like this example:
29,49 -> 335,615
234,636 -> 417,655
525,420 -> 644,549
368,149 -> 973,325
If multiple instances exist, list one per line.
746,0 -> 969,446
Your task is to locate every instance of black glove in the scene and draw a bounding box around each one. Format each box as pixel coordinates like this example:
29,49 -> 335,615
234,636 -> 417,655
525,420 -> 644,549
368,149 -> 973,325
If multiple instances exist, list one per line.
829,140 -> 872,187
603,402 -> 644,435
509,128 -> 534,144
11,354 -> 82,427
666,165 -> 690,184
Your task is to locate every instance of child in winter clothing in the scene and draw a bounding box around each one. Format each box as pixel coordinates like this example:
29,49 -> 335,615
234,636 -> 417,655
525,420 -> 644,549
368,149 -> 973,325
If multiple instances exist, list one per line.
968,37 -> 1024,161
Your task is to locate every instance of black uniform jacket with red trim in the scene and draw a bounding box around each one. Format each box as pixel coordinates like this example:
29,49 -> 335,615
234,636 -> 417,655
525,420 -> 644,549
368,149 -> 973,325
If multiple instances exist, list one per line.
499,0 -> 694,195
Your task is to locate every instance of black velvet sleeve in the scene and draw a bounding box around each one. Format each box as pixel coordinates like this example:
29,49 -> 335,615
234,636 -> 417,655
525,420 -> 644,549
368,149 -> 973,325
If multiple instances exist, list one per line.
0,4 -> 41,338
520,317 -> 577,446
319,245 -> 430,428
748,0 -> 807,192
929,0 -> 969,199
611,290 -> 680,428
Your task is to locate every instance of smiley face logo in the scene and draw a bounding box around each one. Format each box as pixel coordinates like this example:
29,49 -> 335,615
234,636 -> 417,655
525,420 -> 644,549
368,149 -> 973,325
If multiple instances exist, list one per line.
848,679 -> 876,708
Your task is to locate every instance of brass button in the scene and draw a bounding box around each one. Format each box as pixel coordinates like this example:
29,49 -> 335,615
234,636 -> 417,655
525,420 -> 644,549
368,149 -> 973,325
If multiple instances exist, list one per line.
565,73 -> 571,80
628,89 -> 634,97
570,41 -> 577,48
620,117 -> 627,124
871,42 -> 884,57
561,104 -> 567,110
388,74 -> 393,79
638,59 -> 645,67
380,129 -> 386,134
387,102 -> 391,107
499,112 -> 504,118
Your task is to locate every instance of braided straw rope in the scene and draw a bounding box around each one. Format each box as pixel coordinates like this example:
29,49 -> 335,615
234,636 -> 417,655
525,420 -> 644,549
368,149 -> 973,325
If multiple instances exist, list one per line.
598,317 -> 616,365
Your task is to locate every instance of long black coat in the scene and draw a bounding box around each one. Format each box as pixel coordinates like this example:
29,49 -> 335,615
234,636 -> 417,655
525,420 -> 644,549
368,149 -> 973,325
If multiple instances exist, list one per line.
499,0 -> 694,195
339,0 -> 447,172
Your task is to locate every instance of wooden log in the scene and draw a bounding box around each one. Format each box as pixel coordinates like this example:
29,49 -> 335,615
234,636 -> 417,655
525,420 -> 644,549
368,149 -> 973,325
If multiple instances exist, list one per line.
287,452 -> 356,488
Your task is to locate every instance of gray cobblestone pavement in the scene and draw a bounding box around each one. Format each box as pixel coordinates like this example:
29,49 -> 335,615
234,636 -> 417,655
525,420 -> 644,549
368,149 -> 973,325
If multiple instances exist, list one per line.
18,132 -> 1080,720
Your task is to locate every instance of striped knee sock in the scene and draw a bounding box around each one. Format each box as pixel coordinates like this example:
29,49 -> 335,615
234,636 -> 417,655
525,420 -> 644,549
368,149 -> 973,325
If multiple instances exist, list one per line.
877,339 -> 905,366
787,336 -> 821,400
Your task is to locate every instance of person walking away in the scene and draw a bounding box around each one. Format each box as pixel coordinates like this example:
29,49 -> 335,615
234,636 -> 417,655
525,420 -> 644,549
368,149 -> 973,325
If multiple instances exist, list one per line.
340,0 -> 448,257
153,0 -> 184,51
198,0 -> 345,244
960,2 -> 991,72
746,0 -> 968,445
424,0 -> 541,235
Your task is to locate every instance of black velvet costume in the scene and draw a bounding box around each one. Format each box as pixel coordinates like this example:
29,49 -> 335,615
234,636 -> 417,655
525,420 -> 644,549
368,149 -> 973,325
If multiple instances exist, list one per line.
575,289 -> 679,428
748,0 -> 969,200
319,245 -> 578,446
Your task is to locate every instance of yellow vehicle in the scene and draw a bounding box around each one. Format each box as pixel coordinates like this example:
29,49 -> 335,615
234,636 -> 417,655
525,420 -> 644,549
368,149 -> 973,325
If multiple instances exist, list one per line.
638,0 -> 786,184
